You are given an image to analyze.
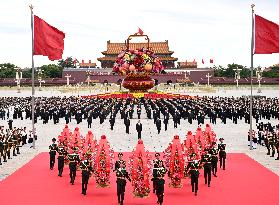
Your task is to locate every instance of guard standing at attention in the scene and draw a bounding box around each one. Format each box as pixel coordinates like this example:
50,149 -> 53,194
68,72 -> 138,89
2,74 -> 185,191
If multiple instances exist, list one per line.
218,138 -> 227,170
49,138 -> 57,170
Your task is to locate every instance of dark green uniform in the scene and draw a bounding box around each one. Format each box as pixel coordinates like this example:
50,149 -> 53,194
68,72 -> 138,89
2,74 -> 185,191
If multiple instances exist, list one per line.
80,160 -> 93,195
187,160 -> 200,196
57,146 -> 66,176
49,143 -> 57,170
155,167 -> 167,205
209,147 -> 218,176
152,159 -> 164,193
201,153 -> 212,187
218,143 -> 226,170
68,153 -> 79,185
116,167 -> 130,205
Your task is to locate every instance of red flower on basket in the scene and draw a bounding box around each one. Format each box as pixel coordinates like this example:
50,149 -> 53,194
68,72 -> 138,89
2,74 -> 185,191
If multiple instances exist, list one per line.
112,48 -> 164,75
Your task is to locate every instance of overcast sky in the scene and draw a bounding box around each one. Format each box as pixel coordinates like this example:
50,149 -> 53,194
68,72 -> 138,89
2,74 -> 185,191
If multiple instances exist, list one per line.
0,0 -> 279,68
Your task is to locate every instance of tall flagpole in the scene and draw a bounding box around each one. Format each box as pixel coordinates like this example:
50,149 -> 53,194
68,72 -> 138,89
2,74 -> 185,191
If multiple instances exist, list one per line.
30,4 -> 36,149
249,4 -> 255,150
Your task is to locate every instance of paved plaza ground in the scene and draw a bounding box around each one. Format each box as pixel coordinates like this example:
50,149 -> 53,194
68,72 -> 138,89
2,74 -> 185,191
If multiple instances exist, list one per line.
0,85 -> 279,180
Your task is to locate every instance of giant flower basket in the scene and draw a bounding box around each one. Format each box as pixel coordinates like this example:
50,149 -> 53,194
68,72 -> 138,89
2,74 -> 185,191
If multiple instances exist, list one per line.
112,34 -> 164,92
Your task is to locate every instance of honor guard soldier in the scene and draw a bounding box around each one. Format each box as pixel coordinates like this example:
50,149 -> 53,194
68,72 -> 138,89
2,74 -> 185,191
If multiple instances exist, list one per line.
68,149 -> 80,185
2,136 -> 8,162
7,136 -> 14,159
152,153 -> 164,193
155,160 -> 167,205
80,159 -> 93,195
57,143 -> 67,177
115,156 -> 131,205
209,142 -> 218,177
201,148 -> 212,187
0,135 -> 3,165
186,153 -> 201,196
49,138 -> 57,170
218,138 -> 226,170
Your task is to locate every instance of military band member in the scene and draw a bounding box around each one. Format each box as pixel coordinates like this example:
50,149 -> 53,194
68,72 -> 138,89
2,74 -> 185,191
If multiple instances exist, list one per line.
2,136 -> 8,162
57,143 -> 67,177
201,148 -> 212,187
155,161 -> 166,205
49,138 -> 57,170
116,158 -> 131,205
80,159 -> 93,195
209,142 -> 218,177
186,153 -> 200,196
152,153 -> 164,193
68,150 -> 79,185
0,135 -> 3,165
218,138 -> 226,170
7,135 -> 14,160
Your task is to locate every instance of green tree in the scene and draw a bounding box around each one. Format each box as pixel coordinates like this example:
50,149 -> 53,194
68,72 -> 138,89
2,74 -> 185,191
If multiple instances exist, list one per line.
262,66 -> 279,78
58,57 -> 78,68
41,64 -> 63,78
0,63 -> 17,78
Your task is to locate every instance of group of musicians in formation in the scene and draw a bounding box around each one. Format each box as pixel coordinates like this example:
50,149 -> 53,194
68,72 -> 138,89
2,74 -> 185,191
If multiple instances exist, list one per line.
252,122 -> 279,159
49,124 -> 226,205
0,126 -> 32,165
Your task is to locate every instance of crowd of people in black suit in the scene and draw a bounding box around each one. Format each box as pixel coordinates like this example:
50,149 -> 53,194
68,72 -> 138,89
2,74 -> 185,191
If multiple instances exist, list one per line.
0,96 -> 278,137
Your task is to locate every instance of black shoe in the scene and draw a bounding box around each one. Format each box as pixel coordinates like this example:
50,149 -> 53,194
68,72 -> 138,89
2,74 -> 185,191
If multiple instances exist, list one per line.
13,154 -> 17,156
0,163 -> 2,165
208,184 -> 210,187
275,158 -> 279,160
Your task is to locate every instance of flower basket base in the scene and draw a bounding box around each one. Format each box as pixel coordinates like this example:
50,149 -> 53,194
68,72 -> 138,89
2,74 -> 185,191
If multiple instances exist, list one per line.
122,72 -> 155,92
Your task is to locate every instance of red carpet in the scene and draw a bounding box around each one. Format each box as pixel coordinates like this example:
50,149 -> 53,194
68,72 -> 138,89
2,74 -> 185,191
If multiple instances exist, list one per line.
0,153 -> 278,205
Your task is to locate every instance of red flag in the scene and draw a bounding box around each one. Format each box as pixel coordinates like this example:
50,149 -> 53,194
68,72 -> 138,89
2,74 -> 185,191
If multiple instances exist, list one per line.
65,58 -> 68,65
33,15 -> 65,60
255,15 -> 279,54
82,60 -> 84,64
89,60 -> 91,64
210,59 -> 214,63
202,59 -> 204,64
74,58 -> 77,65
138,27 -> 144,35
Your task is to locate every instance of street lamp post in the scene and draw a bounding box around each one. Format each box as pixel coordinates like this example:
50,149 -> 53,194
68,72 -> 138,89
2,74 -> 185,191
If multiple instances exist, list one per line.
206,73 -> 212,86
37,68 -> 45,91
86,71 -> 91,87
65,74 -> 71,86
233,67 -> 241,88
15,67 -> 23,93
256,68 -> 262,93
